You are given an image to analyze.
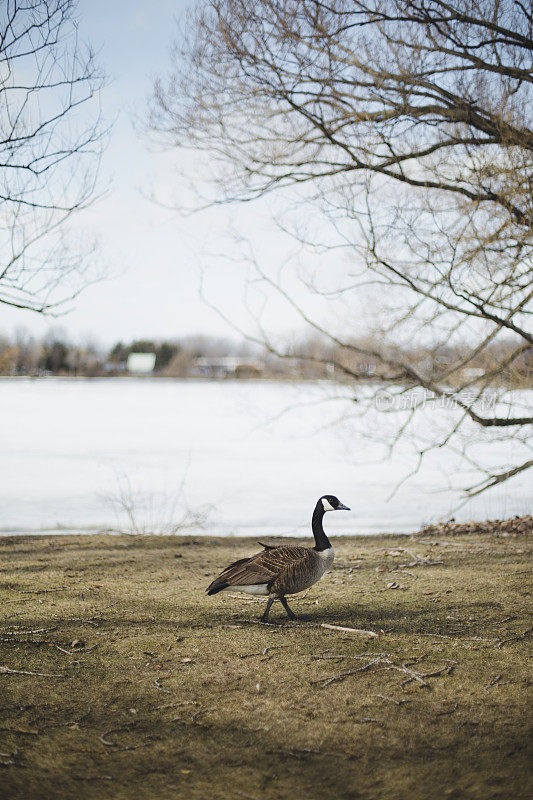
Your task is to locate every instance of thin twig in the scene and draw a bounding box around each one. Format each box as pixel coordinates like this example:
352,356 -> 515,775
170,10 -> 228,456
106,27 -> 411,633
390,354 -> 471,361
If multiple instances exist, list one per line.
16,587 -> 70,594
311,657 -> 384,687
98,723 -> 136,747
0,726 -> 38,736
398,548 -> 444,568
435,702 -> 459,716
497,628 -> 532,649
54,644 -> 98,655
312,653 -> 392,661
266,747 -> 322,760
41,708 -> 92,729
373,694 -> 407,705
239,645 -> 293,659
155,701 -> 198,710
412,540 -> 465,547
52,616 -> 101,626
396,662 -> 456,689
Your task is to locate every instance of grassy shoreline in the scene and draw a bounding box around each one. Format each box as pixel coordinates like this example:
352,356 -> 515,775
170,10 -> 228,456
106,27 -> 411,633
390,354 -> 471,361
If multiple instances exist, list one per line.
1,528 -> 531,799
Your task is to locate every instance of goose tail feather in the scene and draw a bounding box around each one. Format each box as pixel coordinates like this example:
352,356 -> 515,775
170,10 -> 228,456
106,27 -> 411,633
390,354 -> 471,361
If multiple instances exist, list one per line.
206,555 -> 252,595
206,578 -> 228,595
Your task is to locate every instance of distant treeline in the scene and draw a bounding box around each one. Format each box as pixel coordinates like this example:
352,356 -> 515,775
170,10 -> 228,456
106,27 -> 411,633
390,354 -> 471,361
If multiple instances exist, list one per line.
0,329 -> 531,386
0,331 -> 257,378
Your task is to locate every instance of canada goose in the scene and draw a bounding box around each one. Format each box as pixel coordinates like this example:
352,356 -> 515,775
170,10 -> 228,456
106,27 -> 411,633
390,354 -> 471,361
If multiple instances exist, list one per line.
206,495 -> 350,622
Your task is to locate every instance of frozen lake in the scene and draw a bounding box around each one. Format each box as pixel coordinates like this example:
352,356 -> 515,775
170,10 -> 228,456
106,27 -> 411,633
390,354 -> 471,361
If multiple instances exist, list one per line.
1,378 -> 530,536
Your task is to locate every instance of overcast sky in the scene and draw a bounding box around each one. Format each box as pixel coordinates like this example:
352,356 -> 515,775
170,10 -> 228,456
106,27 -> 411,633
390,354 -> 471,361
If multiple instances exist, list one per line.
2,0 -> 322,348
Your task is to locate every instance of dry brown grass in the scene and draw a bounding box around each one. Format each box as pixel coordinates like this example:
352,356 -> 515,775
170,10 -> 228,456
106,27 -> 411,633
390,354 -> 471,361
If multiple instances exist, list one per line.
0,529 -> 531,799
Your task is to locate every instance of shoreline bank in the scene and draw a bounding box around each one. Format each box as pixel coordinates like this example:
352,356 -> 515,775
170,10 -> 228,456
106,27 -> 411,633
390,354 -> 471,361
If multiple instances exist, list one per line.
1,514 -> 530,539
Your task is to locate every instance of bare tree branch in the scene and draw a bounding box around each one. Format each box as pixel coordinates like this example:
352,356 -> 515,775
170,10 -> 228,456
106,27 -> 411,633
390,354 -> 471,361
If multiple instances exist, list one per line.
149,0 -> 533,497
0,0 -> 106,313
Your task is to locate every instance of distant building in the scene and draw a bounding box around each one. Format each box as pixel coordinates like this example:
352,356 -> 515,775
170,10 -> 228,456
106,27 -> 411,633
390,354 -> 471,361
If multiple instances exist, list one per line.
127,352 -> 156,374
193,356 -> 263,378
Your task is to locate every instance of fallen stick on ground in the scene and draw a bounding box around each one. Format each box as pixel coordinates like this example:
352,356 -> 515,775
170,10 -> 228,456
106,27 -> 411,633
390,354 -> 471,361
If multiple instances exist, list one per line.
398,549 -> 444,567
0,665 -> 62,677
0,627 -> 57,635
16,587 -> 71,594
412,540 -> 465,547
321,623 -> 380,637
312,657 -> 457,689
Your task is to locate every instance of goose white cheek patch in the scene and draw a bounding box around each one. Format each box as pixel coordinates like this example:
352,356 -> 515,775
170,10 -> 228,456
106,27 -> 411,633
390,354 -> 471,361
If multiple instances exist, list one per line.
321,498 -> 334,511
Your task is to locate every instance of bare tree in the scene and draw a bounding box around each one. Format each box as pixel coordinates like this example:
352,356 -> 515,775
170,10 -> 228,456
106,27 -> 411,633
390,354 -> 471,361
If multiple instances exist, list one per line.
0,0 -> 105,313
150,0 -> 533,497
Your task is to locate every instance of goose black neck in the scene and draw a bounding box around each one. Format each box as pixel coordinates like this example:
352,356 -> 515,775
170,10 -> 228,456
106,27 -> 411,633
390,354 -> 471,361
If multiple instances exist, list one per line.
312,503 -> 332,551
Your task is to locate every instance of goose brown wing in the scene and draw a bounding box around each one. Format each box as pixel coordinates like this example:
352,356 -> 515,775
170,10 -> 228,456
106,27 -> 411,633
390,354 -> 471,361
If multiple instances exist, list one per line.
218,545 -> 311,587
269,548 -> 317,595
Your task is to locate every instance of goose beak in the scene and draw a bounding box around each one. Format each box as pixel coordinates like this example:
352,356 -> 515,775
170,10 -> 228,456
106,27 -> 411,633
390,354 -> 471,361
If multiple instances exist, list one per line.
337,502 -> 350,511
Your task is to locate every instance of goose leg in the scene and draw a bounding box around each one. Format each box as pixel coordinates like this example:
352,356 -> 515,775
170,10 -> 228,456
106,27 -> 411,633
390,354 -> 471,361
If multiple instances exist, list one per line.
280,596 -> 297,620
261,598 -> 274,622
